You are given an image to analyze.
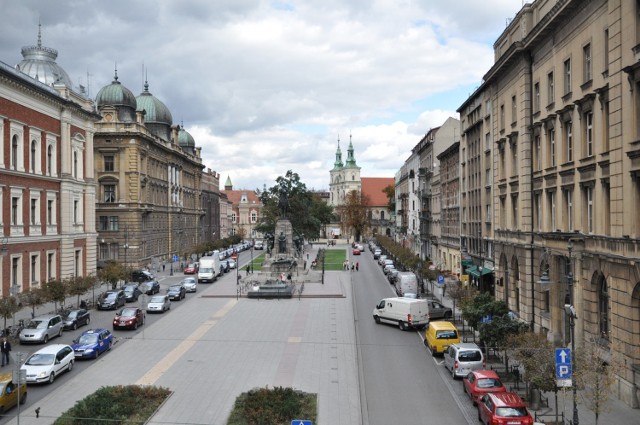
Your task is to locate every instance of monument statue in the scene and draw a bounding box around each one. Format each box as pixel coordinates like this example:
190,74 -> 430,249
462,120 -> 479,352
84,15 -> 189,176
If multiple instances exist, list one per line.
278,231 -> 287,253
265,232 -> 274,254
278,185 -> 289,219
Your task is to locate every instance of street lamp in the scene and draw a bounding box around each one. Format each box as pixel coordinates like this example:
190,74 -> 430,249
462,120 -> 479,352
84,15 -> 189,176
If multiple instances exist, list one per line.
566,240 -> 579,425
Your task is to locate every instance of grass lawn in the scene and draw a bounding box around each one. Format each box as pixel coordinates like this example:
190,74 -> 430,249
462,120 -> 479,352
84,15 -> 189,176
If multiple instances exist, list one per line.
241,252 -> 264,271
324,249 -> 346,271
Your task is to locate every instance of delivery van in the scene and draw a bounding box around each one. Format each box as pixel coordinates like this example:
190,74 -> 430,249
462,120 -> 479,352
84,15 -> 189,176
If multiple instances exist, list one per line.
197,252 -> 221,283
394,272 -> 418,296
423,321 -> 460,356
372,297 -> 429,331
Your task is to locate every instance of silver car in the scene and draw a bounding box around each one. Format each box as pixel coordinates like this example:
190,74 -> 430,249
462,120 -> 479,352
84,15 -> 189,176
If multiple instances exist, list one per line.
146,295 -> 171,313
181,277 -> 197,293
19,314 -> 64,344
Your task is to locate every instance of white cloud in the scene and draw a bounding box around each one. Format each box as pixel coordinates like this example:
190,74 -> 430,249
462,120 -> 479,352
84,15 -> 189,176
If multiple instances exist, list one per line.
0,0 -> 524,190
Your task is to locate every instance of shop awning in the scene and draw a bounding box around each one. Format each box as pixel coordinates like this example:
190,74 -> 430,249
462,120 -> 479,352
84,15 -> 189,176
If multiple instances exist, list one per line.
468,266 -> 493,278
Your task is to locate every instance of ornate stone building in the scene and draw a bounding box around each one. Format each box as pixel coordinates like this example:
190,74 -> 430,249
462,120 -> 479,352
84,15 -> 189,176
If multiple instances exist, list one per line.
461,0 -> 640,407
0,30 -> 99,293
94,75 -> 204,268
221,177 -> 262,241
437,142 -> 461,275
329,136 -> 361,207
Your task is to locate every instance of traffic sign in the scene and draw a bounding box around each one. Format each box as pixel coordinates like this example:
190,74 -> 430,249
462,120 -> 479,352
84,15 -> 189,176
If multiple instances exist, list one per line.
555,348 -> 572,386
291,421 -> 312,425
437,275 -> 445,285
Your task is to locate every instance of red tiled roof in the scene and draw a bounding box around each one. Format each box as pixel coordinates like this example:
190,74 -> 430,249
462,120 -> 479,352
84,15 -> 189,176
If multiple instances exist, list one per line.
361,177 -> 394,207
221,190 -> 262,207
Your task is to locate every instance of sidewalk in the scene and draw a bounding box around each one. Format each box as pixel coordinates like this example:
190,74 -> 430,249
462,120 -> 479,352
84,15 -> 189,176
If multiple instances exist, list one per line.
430,281 -> 639,425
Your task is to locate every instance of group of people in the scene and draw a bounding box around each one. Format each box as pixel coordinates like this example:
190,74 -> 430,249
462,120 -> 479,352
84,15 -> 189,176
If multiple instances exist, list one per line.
342,260 -> 359,271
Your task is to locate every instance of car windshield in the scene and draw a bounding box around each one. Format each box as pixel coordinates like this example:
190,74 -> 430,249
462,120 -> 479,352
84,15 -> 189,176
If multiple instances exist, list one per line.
119,309 -> 136,317
124,287 -> 136,293
150,296 -> 165,303
183,278 -> 196,284
495,407 -> 528,417
169,286 -> 181,291
25,353 -> 55,365
26,320 -> 47,329
477,378 -> 502,389
78,334 -> 98,345
66,311 -> 78,319
200,267 -> 212,273
104,293 -> 117,300
459,350 -> 482,362
436,330 -> 458,339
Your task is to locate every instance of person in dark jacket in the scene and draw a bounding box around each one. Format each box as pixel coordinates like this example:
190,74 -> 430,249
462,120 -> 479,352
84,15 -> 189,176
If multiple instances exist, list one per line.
1,336 -> 11,366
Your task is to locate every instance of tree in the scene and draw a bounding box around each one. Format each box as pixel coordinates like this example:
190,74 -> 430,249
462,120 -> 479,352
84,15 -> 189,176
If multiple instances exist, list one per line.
257,170 -> 333,240
67,275 -> 95,306
382,184 -> 395,213
42,279 -> 67,312
0,297 -> 20,331
19,286 -> 47,318
98,260 -> 128,290
337,190 -> 370,241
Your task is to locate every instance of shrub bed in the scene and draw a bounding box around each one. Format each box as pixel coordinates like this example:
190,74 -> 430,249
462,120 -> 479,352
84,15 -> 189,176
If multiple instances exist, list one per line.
227,386 -> 317,425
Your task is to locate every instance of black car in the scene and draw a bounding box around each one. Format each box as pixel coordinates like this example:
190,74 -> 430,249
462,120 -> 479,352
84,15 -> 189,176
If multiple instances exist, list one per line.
122,284 -> 142,302
97,290 -> 126,310
62,309 -> 91,330
131,270 -> 155,283
167,284 -> 186,301
139,280 -> 160,295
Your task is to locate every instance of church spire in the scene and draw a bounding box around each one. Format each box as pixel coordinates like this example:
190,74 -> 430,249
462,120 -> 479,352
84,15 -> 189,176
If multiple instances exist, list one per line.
345,133 -> 357,167
333,135 -> 344,169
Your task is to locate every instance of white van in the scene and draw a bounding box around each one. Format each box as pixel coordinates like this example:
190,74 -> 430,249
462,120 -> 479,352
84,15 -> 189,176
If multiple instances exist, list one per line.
372,297 -> 429,330
395,272 -> 418,296
198,252 -> 221,283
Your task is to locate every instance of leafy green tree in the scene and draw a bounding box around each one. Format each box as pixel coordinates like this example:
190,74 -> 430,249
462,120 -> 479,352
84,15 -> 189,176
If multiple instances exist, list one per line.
43,279 -> 67,312
460,292 -> 510,330
382,184 -> 395,212
98,260 -> 128,290
0,297 -> 20,331
19,286 -> 47,318
337,190 -> 370,241
67,275 -> 95,306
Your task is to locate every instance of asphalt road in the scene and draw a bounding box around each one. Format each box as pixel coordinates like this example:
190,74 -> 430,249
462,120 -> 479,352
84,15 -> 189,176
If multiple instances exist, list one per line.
352,246 -> 477,425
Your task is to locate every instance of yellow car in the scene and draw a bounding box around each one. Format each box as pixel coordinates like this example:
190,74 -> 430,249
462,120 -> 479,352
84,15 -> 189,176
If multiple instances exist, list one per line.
0,372 -> 27,414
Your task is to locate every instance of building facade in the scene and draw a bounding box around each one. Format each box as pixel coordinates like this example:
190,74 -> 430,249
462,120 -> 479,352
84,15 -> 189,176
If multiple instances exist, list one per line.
437,142 -> 461,275
361,177 -> 394,238
201,168 -> 221,245
329,137 -> 361,208
222,177 -> 262,242
465,0 -> 640,407
0,32 -> 99,294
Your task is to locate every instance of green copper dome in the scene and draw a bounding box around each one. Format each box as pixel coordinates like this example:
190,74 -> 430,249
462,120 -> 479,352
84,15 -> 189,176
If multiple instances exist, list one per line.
96,72 -> 137,110
178,126 -> 195,147
136,81 -> 173,126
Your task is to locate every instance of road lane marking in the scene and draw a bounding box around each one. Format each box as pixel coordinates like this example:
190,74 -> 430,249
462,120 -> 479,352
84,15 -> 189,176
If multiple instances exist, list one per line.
136,299 -> 238,385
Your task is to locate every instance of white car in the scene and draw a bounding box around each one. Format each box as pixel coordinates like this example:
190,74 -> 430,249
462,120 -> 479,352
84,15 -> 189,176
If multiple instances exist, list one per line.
21,344 -> 74,384
146,295 -> 171,313
181,277 -> 197,293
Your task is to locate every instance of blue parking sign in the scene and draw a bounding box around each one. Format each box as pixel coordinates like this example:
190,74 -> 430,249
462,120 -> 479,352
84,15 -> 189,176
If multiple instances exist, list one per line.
291,421 -> 312,425
437,275 -> 445,285
555,348 -> 572,379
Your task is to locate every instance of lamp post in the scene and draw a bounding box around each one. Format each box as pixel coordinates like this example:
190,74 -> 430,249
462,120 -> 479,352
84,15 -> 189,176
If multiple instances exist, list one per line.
566,240 -> 579,425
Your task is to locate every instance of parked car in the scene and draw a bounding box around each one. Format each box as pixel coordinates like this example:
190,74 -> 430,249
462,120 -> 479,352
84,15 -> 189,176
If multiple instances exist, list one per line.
373,249 -> 382,259
184,263 -> 198,274
352,248 -> 361,255
21,344 -> 74,384
71,328 -> 113,359
62,309 -> 91,331
97,290 -> 126,310
131,270 -> 155,283
0,372 -> 27,412
19,314 -> 64,344
181,277 -> 197,293
387,269 -> 399,283
424,321 -> 460,356
113,307 -> 145,330
139,280 -> 160,295
147,295 -> 171,313
167,284 -> 186,301
463,370 -> 506,405
122,283 -> 142,302
377,255 -> 388,265
226,259 -> 236,269
428,300 -> 453,320
444,342 -> 485,379
477,392 -> 533,425
254,241 -> 264,250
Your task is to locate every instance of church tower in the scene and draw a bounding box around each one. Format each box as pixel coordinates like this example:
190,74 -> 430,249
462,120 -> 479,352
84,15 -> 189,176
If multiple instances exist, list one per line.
329,134 -> 361,207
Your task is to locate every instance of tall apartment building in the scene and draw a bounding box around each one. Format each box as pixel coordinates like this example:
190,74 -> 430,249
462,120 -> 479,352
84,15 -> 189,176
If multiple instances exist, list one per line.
0,32 -> 99,292
437,142 -> 461,274
461,0 -> 640,406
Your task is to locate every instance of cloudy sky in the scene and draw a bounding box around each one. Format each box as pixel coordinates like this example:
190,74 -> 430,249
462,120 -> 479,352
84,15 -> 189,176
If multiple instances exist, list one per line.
0,0 -> 524,191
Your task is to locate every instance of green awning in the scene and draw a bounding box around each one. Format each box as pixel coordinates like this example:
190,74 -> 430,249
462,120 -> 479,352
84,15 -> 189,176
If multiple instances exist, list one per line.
467,266 -> 480,277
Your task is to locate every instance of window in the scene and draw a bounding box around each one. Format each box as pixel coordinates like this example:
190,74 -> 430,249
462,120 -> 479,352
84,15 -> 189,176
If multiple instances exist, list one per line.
534,134 -> 542,171
511,194 -> 518,228
11,256 -> 20,288
109,216 -> 119,231
47,199 -> 53,225
500,104 -> 505,131
583,43 -> 592,82
104,184 -> 116,203
534,193 -> 542,231
104,155 -> 114,172
74,200 -> 79,224
549,127 -> 556,167
585,185 -> 594,233
47,252 -> 55,281
548,191 -> 556,231
603,182 -> 610,234
11,136 -> 19,170
598,277 -> 609,339
564,189 -> 573,231
511,141 -> 518,176
565,121 -> 573,162
511,95 -> 517,125
30,198 -> 38,225
534,82 -> 540,112
31,140 -> 37,173
251,212 -> 257,223
11,197 -> 19,225
585,111 -> 594,157
563,58 -> 571,95
30,254 -> 39,284
604,29 -> 609,74
231,213 -> 236,223
73,151 -> 78,178
547,72 -> 555,105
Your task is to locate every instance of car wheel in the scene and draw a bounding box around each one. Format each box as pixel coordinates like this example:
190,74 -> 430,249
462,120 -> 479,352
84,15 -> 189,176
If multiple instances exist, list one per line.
0,406 -> 5,415
431,346 -> 437,357
86,317 -> 90,326
72,322 -> 77,331
108,340 -> 113,351
452,368 -> 457,380
134,321 -> 138,330
398,321 -> 406,331
373,315 -> 380,324
95,348 -> 100,359
48,372 -> 55,384
59,328 -> 63,338
68,360 -> 73,372
43,335 -> 49,344
20,392 -> 27,405
477,407 -> 482,422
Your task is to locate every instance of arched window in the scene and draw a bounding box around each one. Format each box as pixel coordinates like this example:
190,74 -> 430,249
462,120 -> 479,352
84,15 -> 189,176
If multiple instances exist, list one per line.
31,140 -> 37,173
381,211 -> 385,220
599,276 -> 610,340
11,136 -> 18,170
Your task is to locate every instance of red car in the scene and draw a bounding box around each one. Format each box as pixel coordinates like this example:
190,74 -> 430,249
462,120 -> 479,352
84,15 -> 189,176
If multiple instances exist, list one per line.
477,392 -> 533,425
113,307 -> 145,330
184,263 -> 198,274
352,248 -> 361,255
463,370 -> 506,405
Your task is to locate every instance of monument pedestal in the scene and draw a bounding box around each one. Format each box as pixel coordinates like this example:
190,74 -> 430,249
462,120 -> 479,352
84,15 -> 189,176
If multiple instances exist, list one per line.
275,219 -> 294,257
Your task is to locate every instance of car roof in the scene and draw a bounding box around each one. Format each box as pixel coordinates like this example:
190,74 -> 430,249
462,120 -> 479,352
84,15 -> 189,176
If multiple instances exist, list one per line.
29,344 -> 71,354
470,369 -> 500,380
488,392 -> 527,407
452,342 -> 482,350
81,328 -> 109,335
33,314 -> 60,320
0,372 -> 13,384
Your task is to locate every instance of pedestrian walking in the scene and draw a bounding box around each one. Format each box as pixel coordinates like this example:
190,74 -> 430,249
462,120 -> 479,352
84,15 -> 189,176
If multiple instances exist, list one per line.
356,262 -> 359,271
162,260 -> 166,272
351,262 -> 355,271
1,336 -> 11,366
